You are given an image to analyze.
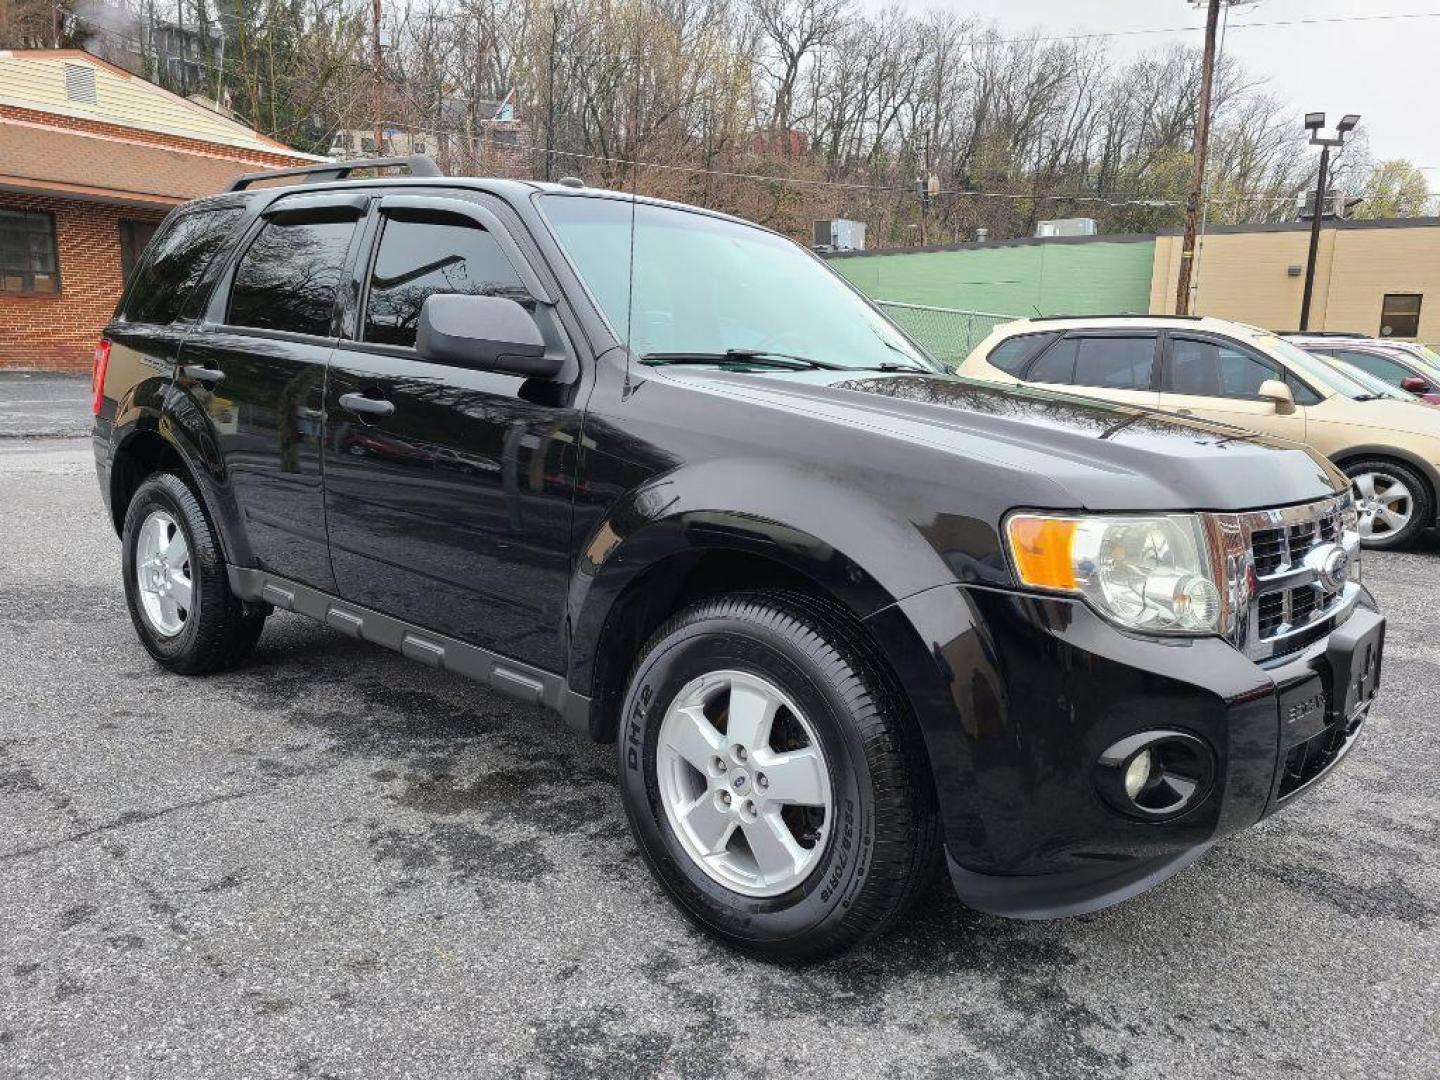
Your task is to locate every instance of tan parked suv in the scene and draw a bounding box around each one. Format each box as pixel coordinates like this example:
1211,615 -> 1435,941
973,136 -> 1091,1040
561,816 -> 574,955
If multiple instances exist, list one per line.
957,315 -> 1440,548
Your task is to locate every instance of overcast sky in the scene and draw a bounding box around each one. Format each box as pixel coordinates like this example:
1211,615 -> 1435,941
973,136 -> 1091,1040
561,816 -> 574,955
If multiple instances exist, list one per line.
877,0 -> 1438,188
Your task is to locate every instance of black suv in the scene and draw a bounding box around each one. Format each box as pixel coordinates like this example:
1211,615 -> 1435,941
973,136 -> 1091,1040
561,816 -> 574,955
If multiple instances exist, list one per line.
93,157 -> 1385,960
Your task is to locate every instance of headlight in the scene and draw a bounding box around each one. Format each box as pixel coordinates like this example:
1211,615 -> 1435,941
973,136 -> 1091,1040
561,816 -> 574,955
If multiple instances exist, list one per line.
1005,513 -> 1222,635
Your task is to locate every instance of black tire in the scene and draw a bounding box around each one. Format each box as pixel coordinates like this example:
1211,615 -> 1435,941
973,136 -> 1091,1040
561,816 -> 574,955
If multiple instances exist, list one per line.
617,591 -> 940,962
121,471 -> 266,674
1343,458 -> 1433,550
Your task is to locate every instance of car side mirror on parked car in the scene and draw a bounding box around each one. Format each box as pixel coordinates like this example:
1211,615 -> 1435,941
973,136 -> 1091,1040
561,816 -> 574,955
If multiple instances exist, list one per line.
1258,379 -> 1295,413
1401,376 -> 1432,394
416,293 -> 560,378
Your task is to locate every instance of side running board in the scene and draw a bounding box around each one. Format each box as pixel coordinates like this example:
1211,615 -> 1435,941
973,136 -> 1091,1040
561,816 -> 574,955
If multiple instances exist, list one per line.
226,566 -> 592,734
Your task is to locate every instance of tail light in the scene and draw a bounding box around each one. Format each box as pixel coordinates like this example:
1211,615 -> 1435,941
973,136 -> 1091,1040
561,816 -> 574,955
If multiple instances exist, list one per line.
91,339 -> 111,416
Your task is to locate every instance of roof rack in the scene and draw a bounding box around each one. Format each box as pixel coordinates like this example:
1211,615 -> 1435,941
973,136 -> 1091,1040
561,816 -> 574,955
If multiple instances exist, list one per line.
226,154 -> 443,193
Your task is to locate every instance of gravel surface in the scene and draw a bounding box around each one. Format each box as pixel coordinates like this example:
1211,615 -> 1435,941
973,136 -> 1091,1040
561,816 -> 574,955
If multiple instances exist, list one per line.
0,412 -> 1437,1077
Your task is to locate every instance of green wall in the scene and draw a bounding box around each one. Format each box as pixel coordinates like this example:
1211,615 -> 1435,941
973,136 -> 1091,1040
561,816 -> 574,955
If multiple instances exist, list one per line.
830,238 -> 1156,316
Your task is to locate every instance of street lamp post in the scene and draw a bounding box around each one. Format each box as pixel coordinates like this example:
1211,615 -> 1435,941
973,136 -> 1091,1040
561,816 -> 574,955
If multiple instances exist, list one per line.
1299,112 -> 1360,332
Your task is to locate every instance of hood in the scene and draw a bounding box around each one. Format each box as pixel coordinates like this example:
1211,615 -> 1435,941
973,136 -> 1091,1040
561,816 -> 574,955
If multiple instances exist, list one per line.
661,367 -> 1343,513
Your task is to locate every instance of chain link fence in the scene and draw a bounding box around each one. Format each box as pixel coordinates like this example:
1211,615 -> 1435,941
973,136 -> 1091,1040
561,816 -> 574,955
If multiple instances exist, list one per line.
873,300 -> 1019,368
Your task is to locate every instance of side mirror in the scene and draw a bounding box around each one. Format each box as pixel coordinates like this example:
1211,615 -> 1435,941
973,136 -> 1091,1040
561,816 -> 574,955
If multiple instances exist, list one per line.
1401,376 -> 1432,394
1258,379 -> 1295,412
416,293 -> 559,378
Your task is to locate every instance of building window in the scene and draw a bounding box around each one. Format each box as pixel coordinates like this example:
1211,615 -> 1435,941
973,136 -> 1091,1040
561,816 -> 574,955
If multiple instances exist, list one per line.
119,220 -> 160,283
0,209 -> 60,295
1380,294 -> 1422,339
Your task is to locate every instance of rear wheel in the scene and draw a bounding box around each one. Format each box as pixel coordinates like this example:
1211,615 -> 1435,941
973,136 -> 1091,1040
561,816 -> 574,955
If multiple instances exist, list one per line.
617,592 -> 939,962
121,471 -> 266,674
1344,459 -> 1432,550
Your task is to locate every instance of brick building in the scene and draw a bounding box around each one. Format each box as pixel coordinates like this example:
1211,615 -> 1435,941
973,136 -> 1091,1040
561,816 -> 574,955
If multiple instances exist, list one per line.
0,49 -> 317,372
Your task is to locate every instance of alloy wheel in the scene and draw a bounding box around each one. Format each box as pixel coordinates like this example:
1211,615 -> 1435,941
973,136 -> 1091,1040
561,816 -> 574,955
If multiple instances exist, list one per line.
135,509 -> 193,637
656,669 -> 832,897
1352,471 -> 1413,540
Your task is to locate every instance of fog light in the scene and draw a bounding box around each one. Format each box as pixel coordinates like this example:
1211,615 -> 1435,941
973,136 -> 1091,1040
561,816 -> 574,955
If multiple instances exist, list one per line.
1097,731 -> 1216,820
1124,750 -> 1153,799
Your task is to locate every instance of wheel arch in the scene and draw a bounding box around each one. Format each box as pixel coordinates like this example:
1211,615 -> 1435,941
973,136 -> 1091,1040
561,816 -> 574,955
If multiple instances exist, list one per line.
109,421 -> 253,565
569,469 -> 957,743
1330,445 -> 1440,522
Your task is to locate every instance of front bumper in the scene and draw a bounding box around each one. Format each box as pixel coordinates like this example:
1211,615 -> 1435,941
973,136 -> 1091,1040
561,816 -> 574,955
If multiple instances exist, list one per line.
866,582 -> 1383,919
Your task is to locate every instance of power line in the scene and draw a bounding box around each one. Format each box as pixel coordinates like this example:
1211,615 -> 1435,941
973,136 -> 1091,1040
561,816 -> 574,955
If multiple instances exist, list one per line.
978,10 -> 1440,47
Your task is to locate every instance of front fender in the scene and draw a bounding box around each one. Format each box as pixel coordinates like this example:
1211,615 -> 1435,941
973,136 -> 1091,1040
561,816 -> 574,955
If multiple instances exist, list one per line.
566,457 -> 962,695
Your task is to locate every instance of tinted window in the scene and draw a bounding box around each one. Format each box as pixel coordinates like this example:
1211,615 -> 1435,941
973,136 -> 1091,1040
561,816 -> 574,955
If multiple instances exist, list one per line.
228,218 -> 355,337
988,332 -> 1057,375
1071,336 -> 1156,390
1168,337 -> 1283,399
1027,338 -> 1076,383
123,206 -> 242,324
363,216 -> 528,347
1328,348 -> 1422,388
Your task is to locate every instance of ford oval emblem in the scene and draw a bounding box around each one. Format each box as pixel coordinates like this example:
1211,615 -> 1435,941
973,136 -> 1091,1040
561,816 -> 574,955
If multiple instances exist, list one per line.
1314,544 -> 1350,591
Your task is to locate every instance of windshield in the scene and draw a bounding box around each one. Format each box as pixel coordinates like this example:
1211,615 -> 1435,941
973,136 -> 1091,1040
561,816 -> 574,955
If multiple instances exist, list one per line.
539,195 -> 937,372
1258,334 -> 1405,400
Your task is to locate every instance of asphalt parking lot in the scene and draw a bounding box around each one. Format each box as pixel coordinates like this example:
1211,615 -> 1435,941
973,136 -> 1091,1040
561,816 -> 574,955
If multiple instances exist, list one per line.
1,373 -> 1437,1079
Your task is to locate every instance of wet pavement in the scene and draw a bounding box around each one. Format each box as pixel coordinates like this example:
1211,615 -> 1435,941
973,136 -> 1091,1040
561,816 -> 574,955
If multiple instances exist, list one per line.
0,406 -> 1437,1077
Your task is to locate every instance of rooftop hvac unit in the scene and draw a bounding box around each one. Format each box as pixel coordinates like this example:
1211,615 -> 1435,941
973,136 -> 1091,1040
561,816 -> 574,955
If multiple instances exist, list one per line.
812,218 -> 867,252
1296,190 -> 1363,221
1035,217 -> 1098,238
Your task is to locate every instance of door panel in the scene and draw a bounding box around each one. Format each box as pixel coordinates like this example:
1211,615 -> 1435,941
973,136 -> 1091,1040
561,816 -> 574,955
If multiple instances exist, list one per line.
324,356 -> 579,669
176,201 -> 364,590
1159,334 -> 1307,442
322,204 -> 581,671
174,331 -> 333,587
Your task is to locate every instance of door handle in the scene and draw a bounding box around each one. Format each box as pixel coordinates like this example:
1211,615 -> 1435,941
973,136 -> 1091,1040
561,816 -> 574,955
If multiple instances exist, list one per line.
340,392 -> 395,417
180,364 -> 225,384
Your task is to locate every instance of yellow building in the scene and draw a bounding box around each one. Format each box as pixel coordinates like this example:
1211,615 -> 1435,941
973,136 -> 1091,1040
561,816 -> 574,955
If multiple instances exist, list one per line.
1151,219 -> 1440,342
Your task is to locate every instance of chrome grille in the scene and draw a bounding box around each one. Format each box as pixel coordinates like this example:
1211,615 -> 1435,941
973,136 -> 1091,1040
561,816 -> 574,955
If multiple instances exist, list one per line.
1209,494 -> 1361,662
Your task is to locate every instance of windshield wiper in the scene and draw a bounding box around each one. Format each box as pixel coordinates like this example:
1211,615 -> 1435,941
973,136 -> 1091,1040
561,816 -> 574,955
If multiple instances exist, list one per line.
641,350 -> 845,371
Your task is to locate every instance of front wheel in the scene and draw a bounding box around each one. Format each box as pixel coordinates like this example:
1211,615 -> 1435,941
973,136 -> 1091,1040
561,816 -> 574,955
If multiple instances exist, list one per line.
617,592 -> 939,962
1344,459 -> 1432,550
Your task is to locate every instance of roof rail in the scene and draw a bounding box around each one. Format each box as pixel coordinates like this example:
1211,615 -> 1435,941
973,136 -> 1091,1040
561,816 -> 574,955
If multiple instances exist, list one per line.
1024,313 -> 1204,322
1278,330 -> 1367,338
226,154 -> 443,193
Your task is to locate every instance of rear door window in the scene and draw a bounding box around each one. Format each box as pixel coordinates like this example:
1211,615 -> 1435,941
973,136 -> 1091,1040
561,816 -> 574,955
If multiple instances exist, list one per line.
362,215 -> 528,348
227,218 -> 357,337
987,332 -> 1057,375
121,205 -> 243,326
1026,338 -> 1077,383
1070,336 -> 1156,390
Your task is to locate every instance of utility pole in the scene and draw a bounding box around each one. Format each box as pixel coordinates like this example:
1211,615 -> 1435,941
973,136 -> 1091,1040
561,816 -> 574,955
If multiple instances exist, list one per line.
544,5 -> 559,181
1174,0 -> 1222,315
1299,112 -> 1359,332
915,136 -> 936,247
371,0 -> 384,154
